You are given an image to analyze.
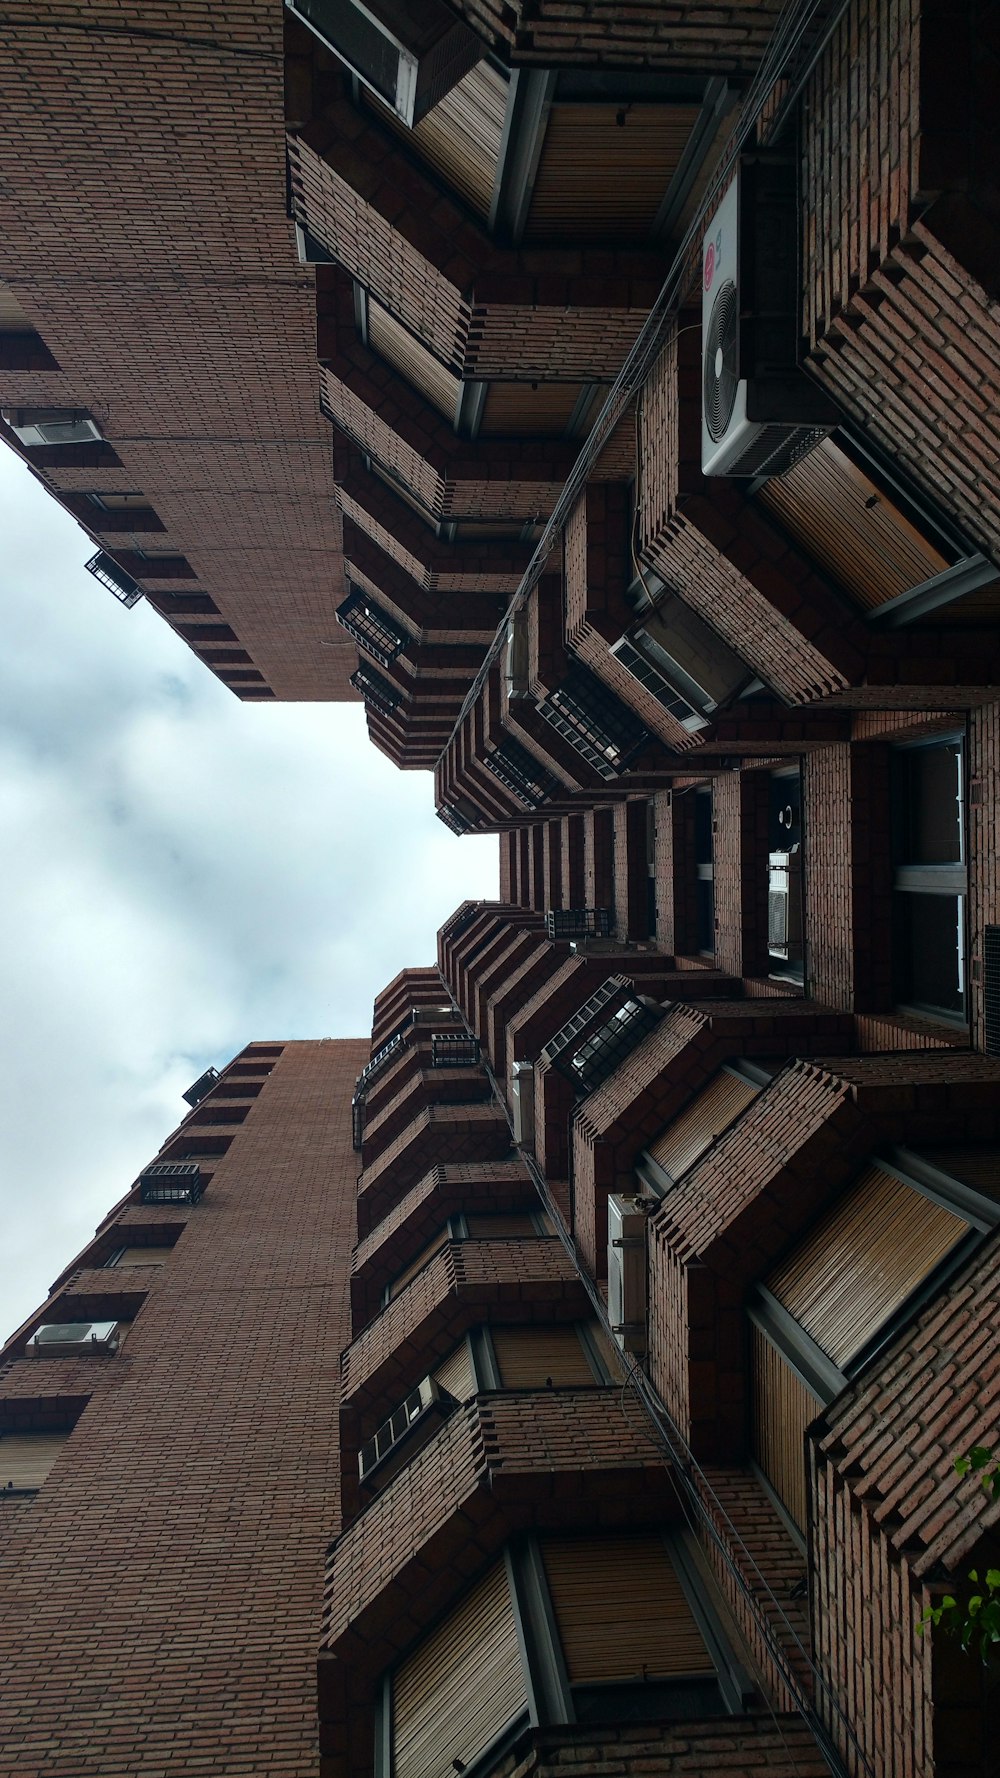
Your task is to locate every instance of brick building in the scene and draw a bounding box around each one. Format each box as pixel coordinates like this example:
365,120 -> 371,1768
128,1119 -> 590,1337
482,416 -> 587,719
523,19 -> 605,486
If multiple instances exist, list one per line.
4,2 -> 1000,1777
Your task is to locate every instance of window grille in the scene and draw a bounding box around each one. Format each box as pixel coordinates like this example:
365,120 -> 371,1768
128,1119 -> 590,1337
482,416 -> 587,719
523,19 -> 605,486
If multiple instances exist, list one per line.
544,908 -> 613,941
337,588 -> 408,666
439,903 -> 479,942
538,668 -> 649,780
431,1032 -> 480,1067
352,1028 -> 408,1148
437,803 -> 470,836
182,1066 -> 219,1109
544,976 -> 663,1095
484,739 -> 560,809
85,550 -> 142,608
350,664 -> 402,716
610,635 -> 706,729
139,1162 -> 203,1205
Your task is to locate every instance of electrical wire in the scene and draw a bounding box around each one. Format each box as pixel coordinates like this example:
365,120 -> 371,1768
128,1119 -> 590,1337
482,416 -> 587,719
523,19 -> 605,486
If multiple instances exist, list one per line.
437,963 -> 876,1778
436,0 -> 852,770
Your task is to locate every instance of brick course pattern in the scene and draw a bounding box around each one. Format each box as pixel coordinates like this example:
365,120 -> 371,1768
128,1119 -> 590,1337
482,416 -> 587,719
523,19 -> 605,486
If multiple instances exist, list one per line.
0,3 -> 353,699
0,1039 -> 367,1777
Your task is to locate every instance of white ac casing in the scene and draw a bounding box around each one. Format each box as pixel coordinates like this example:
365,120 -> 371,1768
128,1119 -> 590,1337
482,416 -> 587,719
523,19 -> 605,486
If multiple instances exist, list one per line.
768,846 -> 803,961
3,408 -> 103,448
510,1060 -> 535,1148
26,1321 -> 119,1358
358,1375 -> 445,1482
701,160 -> 836,479
607,1195 -> 648,1356
505,610 -> 531,701
611,593 -> 750,728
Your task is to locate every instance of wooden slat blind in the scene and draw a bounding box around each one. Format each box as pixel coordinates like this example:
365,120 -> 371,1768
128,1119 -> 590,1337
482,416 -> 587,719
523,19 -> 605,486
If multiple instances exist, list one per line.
393,1562 -> 526,1778
766,1164 -> 967,1368
756,437 -> 948,612
368,300 -> 461,422
647,1069 -> 760,1183
921,1149 -> 1000,1202
751,1325 -> 820,1531
388,1229 -> 450,1301
464,1214 -> 541,1238
541,1537 -> 712,1682
113,1246 -> 172,1267
369,63 -> 506,219
433,1339 -> 477,1403
524,106 -> 700,242
480,382 -> 583,438
491,1326 -> 595,1389
0,281 -> 30,330
0,1432 -> 69,1490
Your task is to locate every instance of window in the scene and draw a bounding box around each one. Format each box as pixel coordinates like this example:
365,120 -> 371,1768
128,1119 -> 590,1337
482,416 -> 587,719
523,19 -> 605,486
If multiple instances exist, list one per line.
750,1150 -> 999,1528
338,588 -> 409,666
383,1213 -> 552,1305
139,1162 -> 203,1204
637,1062 -> 768,1196
351,664 -> 403,716
430,1032 -> 480,1067
484,740 -> 561,810
891,737 -> 966,1020
538,668 -> 649,780
84,550 -> 142,609
544,908 -> 613,941
694,787 -> 714,955
1,1430 -> 70,1496
2,407 -> 102,446
379,1534 -> 749,1777
544,977 -> 663,1095
610,596 -> 749,731
105,1245 -> 174,1268
86,491 -> 149,510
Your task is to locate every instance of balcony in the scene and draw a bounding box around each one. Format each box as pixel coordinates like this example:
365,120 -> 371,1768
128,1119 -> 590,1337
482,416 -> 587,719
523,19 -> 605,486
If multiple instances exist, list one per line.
85,549 -> 142,609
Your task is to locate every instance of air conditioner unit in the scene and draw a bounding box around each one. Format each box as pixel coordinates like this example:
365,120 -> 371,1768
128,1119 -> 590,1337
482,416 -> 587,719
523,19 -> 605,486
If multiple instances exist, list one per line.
607,1196 -> 648,1356
2,408 -> 103,447
611,594 -> 751,729
768,846 -> 803,961
26,1321 -> 119,1358
359,1375 -> 450,1484
285,0 -> 481,127
510,1060 -> 535,1148
701,156 -> 836,479
410,1004 -> 456,1026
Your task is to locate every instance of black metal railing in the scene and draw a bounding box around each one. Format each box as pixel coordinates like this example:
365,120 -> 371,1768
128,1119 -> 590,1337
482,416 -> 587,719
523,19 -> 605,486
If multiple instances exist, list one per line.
85,550 -> 142,608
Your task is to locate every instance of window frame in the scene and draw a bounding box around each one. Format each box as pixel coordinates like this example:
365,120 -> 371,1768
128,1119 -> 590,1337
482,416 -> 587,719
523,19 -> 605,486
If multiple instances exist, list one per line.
890,733 -> 968,1024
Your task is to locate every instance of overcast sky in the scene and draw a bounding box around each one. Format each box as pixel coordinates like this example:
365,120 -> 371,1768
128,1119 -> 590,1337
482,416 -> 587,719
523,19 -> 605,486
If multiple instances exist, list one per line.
0,446 -> 498,1342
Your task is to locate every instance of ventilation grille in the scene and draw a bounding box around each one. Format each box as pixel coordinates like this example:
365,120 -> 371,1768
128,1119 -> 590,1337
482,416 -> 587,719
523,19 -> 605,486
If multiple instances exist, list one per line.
722,422 -> 830,479
703,280 -> 739,442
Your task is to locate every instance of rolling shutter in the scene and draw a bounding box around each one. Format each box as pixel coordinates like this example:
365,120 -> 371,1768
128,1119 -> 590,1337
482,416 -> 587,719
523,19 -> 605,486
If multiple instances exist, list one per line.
388,1229 -> 450,1301
647,1069 -> 760,1183
751,1325 -> 821,1530
433,1339 -> 477,1403
491,1326 -> 596,1389
541,1537 -> 713,1682
766,1164 -> 968,1368
368,300 -> 461,422
464,1214 -> 542,1238
392,1562 -> 527,1778
524,106 -> 700,242
112,1246 -> 172,1267
0,1432 -> 69,1490
756,437 -> 948,613
920,1149 -> 1000,1203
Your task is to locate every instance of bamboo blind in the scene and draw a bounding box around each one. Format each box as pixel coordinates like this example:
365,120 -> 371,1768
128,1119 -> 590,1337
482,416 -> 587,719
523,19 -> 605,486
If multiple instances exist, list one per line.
647,1069 -> 760,1183
491,1325 -> 595,1389
393,1562 -> 526,1778
541,1536 -> 712,1682
113,1246 -> 172,1267
464,1213 -> 542,1238
0,1432 -> 69,1491
433,1339 -> 477,1403
388,1229 -> 450,1302
524,106 -> 701,242
368,299 -> 461,422
757,437 -> 948,612
766,1165 -> 967,1368
751,1325 -> 820,1530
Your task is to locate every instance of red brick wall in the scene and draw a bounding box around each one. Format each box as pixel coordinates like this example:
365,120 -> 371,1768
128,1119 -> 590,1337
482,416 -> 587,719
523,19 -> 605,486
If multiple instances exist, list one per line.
0,1039 -> 366,1776
0,3 -> 353,699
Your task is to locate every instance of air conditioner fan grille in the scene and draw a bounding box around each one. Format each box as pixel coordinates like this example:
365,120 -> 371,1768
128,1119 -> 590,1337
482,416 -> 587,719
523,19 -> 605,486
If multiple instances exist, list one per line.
704,280 -> 739,443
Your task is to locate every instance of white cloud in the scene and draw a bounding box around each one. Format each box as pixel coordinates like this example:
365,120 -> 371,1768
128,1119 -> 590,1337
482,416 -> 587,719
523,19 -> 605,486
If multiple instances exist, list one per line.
0,446 -> 497,1339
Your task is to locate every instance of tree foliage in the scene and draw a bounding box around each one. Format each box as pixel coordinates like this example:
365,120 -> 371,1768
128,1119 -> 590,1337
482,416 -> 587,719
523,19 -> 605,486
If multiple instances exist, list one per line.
918,1447 -> 1000,1662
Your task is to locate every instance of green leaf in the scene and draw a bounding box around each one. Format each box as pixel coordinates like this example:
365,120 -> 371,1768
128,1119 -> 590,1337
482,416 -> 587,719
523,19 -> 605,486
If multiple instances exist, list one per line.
969,1446 -> 994,1471
986,1570 -> 1000,1592
956,1456 -> 973,1477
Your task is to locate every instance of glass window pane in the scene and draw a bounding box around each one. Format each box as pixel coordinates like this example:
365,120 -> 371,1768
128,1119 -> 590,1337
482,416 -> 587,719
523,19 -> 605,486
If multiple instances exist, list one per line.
897,743 -> 962,863
894,891 -> 964,1015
